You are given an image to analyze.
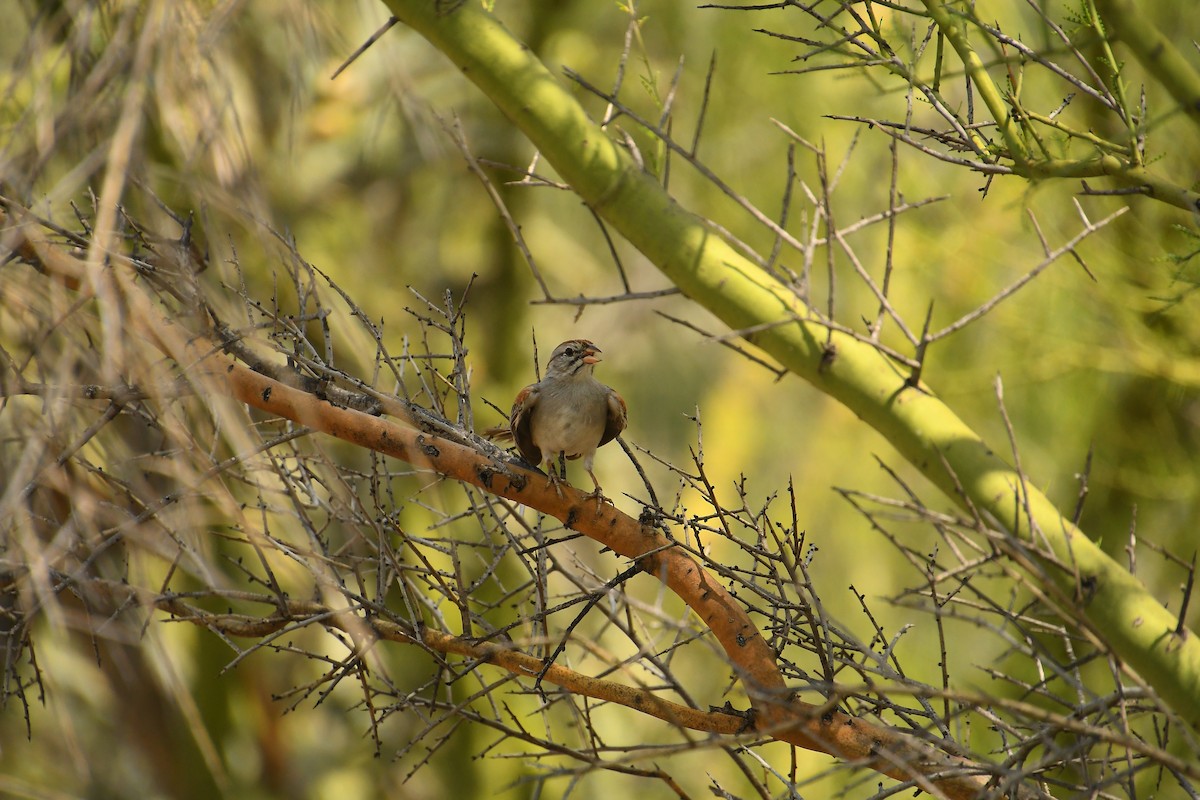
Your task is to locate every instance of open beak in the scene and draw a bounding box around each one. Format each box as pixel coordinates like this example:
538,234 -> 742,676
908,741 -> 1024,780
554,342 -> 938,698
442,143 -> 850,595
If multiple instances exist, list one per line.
582,346 -> 601,365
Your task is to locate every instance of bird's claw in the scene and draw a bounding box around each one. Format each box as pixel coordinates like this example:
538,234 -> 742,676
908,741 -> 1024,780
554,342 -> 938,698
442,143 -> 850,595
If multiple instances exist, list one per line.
586,489 -> 611,512
585,473 -> 612,511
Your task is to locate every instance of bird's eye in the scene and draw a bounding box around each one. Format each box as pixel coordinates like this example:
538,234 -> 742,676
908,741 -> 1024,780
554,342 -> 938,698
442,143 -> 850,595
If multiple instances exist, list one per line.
563,347 -> 575,357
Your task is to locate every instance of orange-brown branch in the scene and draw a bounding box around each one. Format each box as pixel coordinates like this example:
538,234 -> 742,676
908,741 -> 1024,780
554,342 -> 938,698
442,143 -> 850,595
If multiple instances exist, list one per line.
201,343 -> 1030,799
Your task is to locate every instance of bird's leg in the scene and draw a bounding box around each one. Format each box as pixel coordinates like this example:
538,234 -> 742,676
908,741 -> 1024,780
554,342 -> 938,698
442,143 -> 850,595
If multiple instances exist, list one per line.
546,452 -> 568,497
584,468 -> 610,508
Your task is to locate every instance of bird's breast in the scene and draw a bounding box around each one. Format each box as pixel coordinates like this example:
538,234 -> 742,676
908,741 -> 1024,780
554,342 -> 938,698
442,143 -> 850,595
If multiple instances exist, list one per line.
530,384 -> 607,457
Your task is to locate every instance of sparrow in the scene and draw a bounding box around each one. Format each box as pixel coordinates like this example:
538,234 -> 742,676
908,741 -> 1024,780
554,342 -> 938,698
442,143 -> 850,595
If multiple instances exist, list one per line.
506,339 -> 627,500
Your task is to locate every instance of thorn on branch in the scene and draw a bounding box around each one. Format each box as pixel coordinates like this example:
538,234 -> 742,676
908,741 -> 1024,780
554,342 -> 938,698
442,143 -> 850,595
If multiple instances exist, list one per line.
1080,179 -> 1150,197
818,342 -> 837,373
1177,552 -> 1196,637
905,302 -> 935,389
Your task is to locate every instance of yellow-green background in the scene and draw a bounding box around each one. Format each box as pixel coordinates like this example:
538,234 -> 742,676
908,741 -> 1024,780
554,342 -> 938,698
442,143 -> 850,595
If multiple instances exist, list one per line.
1,0 -> 1197,797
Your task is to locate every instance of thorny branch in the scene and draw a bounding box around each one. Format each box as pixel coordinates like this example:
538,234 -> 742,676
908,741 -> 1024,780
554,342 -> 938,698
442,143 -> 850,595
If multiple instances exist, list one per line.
5,190 -> 1197,796
741,0 -> 1200,213
3,2 -> 1199,797
2,202 -> 1100,800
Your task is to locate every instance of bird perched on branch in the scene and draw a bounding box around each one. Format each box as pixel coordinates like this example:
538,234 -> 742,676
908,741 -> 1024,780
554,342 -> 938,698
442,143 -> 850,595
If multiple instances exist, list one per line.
499,339 -> 627,501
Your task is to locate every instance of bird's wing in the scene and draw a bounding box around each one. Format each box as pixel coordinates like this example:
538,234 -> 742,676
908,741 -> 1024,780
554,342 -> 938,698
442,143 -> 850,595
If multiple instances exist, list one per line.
509,383 -> 542,465
598,386 -> 628,447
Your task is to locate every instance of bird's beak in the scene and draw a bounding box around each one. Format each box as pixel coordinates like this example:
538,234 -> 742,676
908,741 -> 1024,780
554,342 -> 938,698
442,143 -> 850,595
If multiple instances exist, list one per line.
582,347 -> 601,365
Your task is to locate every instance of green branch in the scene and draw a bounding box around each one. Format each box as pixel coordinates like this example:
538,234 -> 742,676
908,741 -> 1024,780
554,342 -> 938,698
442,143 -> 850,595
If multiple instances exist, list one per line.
1092,0 -> 1200,130
380,0 -> 1200,729
919,0 -> 1030,166
921,0 -> 1200,214
1031,155 -> 1200,210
